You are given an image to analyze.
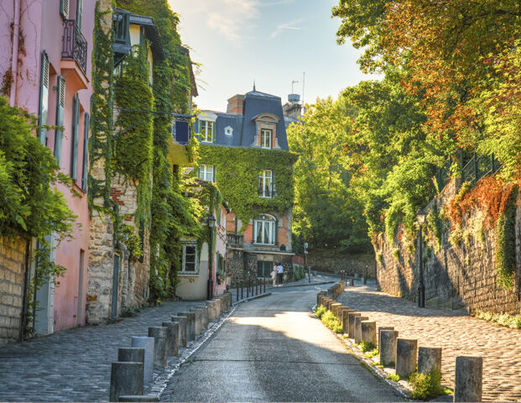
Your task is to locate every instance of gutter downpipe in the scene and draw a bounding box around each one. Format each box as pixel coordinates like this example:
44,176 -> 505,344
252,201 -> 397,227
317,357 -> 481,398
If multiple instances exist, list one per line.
9,0 -> 21,106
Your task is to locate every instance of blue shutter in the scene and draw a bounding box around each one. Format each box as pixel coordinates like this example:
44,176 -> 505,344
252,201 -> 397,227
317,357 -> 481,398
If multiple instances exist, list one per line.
81,113 -> 89,190
70,94 -> 80,182
174,120 -> 189,145
212,166 -> 216,182
54,76 -> 66,165
38,51 -> 49,145
76,0 -> 82,29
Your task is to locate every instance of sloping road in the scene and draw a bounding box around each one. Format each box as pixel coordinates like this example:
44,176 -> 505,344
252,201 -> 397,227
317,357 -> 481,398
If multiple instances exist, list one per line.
161,286 -> 403,402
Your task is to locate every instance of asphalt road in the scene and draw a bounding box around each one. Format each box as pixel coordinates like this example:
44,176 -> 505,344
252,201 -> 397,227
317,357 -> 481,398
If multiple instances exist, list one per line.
161,286 -> 404,402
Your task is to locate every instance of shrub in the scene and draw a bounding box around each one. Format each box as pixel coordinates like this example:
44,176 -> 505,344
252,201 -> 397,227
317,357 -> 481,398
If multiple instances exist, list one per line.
359,341 -> 377,352
314,305 -> 327,319
409,370 -> 444,400
321,310 -> 343,333
386,372 -> 400,382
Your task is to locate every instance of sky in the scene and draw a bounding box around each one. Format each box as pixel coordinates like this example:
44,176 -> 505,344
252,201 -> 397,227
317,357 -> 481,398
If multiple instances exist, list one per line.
167,0 -> 375,112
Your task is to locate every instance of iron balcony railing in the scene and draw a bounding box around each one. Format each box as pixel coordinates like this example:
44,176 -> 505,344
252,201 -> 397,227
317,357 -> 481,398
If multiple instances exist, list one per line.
227,233 -> 244,247
62,20 -> 88,74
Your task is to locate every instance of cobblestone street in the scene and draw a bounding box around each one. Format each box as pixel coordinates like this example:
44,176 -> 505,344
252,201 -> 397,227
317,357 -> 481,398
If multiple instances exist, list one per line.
339,283 -> 521,402
0,300 -> 209,402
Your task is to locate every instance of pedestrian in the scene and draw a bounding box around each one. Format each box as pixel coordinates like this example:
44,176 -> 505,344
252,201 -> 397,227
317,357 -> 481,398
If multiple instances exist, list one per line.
271,265 -> 277,287
277,263 -> 284,285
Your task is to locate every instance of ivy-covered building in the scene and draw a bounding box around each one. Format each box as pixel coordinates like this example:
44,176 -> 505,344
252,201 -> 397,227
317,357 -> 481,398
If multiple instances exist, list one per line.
196,89 -> 298,282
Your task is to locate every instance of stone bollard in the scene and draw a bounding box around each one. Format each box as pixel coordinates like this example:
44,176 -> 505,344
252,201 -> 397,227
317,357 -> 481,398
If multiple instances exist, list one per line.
380,330 -> 398,367
109,362 -> 144,402
418,347 -> 442,375
396,338 -> 417,378
148,327 -> 168,367
348,312 -> 361,339
118,347 -> 145,365
340,307 -> 352,333
162,321 -> 179,356
361,321 -> 377,345
130,336 -> 154,384
199,306 -> 208,330
118,395 -> 159,402
215,298 -> 222,317
190,308 -> 202,335
454,356 -> 483,402
205,301 -> 214,322
171,316 -> 187,348
330,303 -> 342,318
377,326 -> 394,354
354,316 -> 369,343
178,312 -> 195,341
317,291 -> 326,307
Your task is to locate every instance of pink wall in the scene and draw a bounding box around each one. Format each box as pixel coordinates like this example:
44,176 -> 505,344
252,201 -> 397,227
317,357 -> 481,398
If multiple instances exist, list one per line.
215,204 -> 228,296
1,0 -> 95,331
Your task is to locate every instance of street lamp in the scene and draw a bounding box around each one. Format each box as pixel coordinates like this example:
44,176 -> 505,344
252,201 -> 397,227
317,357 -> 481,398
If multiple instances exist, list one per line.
304,242 -> 309,283
207,214 -> 216,300
417,208 -> 427,308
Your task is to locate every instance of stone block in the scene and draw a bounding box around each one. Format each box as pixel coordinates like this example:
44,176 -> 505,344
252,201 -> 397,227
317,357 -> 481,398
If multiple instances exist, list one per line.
418,346 -> 442,375
190,308 -> 202,335
147,327 -> 167,367
130,336 -> 154,384
396,338 -> 417,378
178,312 -> 195,341
171,315 -> 187,347
162,321 -> 179,356
109,362 -> 144,402
380,330 -> 398,367
330,303 -> 342,318
340,307 -> 351,333
361,321 -> 377,345
354,316 -> 368,343
454,356 -> 482,402
348,312 -> 361,339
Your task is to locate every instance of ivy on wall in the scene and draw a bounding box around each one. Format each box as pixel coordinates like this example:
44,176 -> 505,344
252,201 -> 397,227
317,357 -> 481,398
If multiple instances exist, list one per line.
198,145 -> 298,228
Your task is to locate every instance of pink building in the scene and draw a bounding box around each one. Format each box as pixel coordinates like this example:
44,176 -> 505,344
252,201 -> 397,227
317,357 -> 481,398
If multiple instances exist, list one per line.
0,0 -> 95,334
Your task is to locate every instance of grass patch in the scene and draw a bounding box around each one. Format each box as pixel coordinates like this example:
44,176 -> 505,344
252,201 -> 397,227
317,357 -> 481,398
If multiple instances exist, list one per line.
385,372 -> 400,382
475,309 -> 521,329
359,341 -> 377,352
321,310 -> 343,333
364,348 -> 379,358
409,370 -> 445,401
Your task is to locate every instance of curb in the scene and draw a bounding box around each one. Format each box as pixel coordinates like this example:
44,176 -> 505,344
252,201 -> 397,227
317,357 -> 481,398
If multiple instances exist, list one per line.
275,280 -> 336,289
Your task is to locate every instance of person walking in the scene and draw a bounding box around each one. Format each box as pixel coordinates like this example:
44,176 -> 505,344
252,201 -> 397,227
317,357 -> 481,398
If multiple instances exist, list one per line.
271,265 -> 277,287
277,263 -> 284,286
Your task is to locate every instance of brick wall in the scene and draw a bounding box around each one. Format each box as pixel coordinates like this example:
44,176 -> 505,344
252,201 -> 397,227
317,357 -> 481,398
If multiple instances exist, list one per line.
376,180 -> 521,314
0,236 -> 29,345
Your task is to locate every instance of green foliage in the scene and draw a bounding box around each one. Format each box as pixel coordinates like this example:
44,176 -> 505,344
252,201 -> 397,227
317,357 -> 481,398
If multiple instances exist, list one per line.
321,310 -> 343,333
293,265 -> 306,281
475,309 -> 521,329
495,185 -> 518,289
359,341 -> 377,353
409,370 -> 445,401
365,348 -> 379,358
314,304 -> 327,319
118,224 -> 143,260
385,372 -> 400,382
198,145 -> 297,228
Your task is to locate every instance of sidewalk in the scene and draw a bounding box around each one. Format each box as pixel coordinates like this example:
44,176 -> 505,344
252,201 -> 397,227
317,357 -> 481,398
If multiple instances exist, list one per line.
339,284 -> 521,402
0,300 -> 214,402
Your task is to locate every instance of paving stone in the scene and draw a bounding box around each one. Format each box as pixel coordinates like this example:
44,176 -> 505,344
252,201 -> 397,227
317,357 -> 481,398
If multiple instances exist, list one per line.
339,284 -> 521,402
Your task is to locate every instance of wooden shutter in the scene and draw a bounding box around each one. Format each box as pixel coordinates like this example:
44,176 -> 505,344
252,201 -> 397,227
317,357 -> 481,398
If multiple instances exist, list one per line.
76,0 -> 82,29
38,52 -> 49,145
70,94 -> 80,182
212,166 -> 216,182
81,113 -> 89,190
60,0 -> 70,18
274,216 -> 279,245
54,76 -> 66,165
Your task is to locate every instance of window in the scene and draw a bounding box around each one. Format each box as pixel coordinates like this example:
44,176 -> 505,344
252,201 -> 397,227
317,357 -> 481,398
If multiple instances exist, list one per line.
200,120 -> 214,143
253,215 -> 276,245
182,243 -> 198,273
81,113 -> 89,190
54,75 -> 66,166
38,51 -> 49,145
70,94 -> 80,182
258,170 -> 273,198
76,0 -> 83,29
260,129 -> 272,149
224,126 -> 233,136
60,0 -> 70,18
257,261 -> 273,277
198,165 -> 215,182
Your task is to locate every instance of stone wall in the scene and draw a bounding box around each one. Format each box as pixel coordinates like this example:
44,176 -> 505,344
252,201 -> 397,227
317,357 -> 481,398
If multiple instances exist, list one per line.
306,250 -> 376,279
0,236 -> 29,345
376,179 -> 521,314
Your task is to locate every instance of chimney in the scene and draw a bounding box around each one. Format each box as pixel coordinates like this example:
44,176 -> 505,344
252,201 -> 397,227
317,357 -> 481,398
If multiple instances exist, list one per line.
227,94 -> 245,115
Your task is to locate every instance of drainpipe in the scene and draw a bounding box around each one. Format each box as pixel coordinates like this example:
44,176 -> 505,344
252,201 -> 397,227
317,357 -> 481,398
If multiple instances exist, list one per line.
9,0 -> 21,106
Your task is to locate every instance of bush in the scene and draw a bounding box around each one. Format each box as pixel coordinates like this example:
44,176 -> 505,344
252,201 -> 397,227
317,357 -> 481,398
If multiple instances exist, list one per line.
321,310 -> 343,333
359,341 -> 377,352
409,370 -> 444,400
314,305 -> 327,319
386,372 -> 400,382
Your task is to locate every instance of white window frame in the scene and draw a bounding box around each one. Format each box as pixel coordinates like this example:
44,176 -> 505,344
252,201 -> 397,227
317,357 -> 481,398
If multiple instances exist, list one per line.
198,164 -> 215,182
258,170 -> 273,198
253,215 -> 276,245
224,126 -> 233,136
181,243 -> 198,274
260,129 -> 272,149
200,120 -> 214,143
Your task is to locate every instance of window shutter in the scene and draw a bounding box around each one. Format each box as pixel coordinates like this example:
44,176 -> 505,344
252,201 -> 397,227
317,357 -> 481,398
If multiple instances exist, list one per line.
38,52 -> 49,145
76,0 -> 83,29
274,217 -> 279,245
212,166 -> 216,182
54,75 -> 66,165
81,113 -> 89,190
271,171 -> 276,197
70,94 -> 80,182
60,0 -> 70,18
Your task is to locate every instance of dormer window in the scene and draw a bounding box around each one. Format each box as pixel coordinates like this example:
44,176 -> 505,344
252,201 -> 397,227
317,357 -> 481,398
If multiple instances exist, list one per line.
260,129 -> 272,149
200,120 -> 214,143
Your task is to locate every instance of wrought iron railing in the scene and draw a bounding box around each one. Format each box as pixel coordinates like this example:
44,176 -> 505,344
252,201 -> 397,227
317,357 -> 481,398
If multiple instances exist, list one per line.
227,233 -> 243,247
62,20 -> 88,73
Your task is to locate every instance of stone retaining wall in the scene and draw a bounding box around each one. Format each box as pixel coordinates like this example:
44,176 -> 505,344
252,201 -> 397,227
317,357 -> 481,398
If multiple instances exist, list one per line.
307,251 -> 375,279
0,235 -> 29,345
376,179 -> 521,314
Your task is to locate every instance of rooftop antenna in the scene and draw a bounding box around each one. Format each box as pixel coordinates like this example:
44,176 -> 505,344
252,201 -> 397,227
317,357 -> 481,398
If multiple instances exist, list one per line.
291,80 -> 299,94
302,72 -> 306,105
253,81 -> 256,92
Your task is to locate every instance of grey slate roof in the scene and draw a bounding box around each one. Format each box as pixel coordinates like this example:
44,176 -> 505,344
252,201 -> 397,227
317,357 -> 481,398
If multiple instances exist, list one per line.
196,90 -> 290,151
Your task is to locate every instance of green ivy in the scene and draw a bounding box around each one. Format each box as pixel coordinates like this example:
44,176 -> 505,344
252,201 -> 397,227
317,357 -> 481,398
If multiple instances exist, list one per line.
495,184 -> 518,289
198,145 -> 298,228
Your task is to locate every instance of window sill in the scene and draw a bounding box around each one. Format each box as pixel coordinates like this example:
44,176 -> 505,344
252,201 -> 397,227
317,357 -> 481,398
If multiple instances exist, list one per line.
178,272 -> 199,276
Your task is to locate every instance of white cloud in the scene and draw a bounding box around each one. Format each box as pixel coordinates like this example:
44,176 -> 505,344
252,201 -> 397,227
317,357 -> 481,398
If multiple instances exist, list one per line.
271,19 -> 303,38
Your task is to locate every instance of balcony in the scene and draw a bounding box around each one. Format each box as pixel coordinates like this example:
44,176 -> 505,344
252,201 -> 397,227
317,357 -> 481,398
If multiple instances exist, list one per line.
227,233 -> 244,247
62,20 -> 88,74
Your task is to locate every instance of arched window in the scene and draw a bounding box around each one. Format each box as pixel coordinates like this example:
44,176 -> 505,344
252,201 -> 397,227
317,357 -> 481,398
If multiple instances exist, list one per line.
253,215 -> 276,245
